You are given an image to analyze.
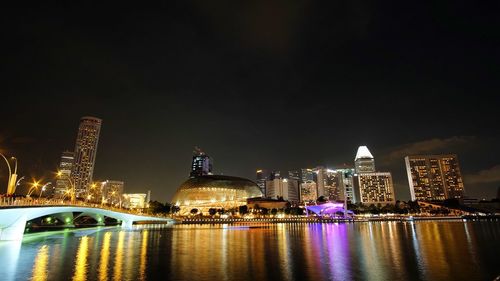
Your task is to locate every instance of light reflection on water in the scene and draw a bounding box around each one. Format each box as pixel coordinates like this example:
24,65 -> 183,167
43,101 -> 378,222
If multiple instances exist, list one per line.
0,222 -> 499,281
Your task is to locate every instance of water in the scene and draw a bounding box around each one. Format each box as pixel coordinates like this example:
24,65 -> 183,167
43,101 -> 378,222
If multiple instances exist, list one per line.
1,221 -> 499,281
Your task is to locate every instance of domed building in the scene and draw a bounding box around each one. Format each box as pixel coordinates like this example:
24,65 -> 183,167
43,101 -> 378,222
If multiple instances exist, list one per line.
172,175 -> 262,215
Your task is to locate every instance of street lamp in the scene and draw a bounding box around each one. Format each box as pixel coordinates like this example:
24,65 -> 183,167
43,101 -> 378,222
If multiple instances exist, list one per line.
56,171 -> 76,203
39,182 -> 51,198
27,181 -> 40,197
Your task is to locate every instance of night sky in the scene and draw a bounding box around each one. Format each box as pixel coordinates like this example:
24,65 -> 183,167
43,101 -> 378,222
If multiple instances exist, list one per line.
1,2 -> 499,202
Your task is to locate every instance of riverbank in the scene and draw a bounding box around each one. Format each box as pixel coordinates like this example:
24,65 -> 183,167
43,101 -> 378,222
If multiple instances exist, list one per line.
179,215 -> 500,224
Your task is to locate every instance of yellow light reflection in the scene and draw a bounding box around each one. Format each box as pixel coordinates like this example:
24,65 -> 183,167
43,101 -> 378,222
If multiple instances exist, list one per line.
32,245 -> 49,281
139,230 -> 149,281
113,231 -> 125,281
73,236 -> 89,281
99,232 -> 112,281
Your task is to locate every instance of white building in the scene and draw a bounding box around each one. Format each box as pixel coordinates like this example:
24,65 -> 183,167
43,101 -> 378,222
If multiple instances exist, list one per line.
266,178 -> 299,202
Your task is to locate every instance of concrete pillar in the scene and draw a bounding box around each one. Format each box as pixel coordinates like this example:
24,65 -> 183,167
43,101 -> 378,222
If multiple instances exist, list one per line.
0,215 -> 27,241
121,220 -> 133,228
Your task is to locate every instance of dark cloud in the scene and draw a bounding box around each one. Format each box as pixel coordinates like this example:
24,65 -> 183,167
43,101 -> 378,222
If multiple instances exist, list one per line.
465,166 -> 500,185
379,136 -> 476,165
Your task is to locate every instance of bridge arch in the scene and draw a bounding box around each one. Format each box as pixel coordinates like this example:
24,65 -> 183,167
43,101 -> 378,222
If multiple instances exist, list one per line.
0,206 -> 172,240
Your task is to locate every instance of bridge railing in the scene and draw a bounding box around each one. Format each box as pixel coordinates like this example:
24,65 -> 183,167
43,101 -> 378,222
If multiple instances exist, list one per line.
0,197 -> 165,218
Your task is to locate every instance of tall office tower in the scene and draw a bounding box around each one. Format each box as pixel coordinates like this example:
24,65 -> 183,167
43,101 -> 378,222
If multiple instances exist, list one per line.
101,180 -> 124,206
405,154 -> 465,201
190,147 -> 213,178
336,168 -> 356,203
301,168 -> 315,182
71,116 -> 102,198
266,178 -> 299,202
354,146 -> 376,173
55,151 -> 74,196
313,166 -> 327,197
324,169 -> 340,201
353,172 -> 395,205
256,169 -> 268,195
300,180 -> 317,203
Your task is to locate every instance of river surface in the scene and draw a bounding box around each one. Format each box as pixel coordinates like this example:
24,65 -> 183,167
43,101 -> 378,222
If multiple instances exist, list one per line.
0,221 -> 499,281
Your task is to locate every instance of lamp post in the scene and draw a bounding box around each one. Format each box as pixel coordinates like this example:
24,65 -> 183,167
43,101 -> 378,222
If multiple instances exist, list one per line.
27,181 -> 40,197
57,171 -> 76,203
39,182 -> 51,198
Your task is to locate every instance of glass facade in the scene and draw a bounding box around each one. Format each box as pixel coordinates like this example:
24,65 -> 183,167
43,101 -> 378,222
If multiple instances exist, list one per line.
172,175 -> 262,215
71,116 -> 102,198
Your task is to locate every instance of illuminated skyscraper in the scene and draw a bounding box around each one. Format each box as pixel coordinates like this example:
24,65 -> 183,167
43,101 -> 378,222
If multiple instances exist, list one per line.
300,180 -> 317,203
55,151 -> 74,196
405,154 -> 465,201
353,146 -> 395,204
332,168 -> 356,203
256,169 -> 268,195
71,116 -> 102,198
190,147 -> 213,178
355,146 -> 375,173
354,172 -> 395,205
314,166 -> 326,197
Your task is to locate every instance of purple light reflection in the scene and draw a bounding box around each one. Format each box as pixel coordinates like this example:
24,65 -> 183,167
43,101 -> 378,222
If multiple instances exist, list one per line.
325,224 -> 352,280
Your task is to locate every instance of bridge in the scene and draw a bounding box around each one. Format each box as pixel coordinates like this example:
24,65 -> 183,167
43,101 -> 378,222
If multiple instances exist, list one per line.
0,205 -> 173,240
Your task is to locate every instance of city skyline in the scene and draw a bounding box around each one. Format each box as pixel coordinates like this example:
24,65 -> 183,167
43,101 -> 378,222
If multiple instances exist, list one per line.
0,3 -> 499,202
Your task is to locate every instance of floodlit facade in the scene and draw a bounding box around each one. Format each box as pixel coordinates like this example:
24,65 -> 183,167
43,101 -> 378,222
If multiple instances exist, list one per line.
265,178 -> 299,202
405,155 -> 465,201
354,172 -> 395,205
55,151 -> 74,196
122,193 -> 147,209
172,175 -> 262,215
71,116 -> 102,198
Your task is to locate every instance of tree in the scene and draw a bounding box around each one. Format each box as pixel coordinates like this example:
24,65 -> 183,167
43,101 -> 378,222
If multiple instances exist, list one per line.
209,208 -> 217,216
317,196 -> 328,203
171,205 -> 181,214
271,208 -> 278,216
149,201 -> 165,214
238,205 -> 248,215
190,208 -> 198,215
261,208 -> 269,215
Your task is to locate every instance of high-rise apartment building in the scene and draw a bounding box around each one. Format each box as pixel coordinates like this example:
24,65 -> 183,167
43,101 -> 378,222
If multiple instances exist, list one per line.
405,155 -> 465,201
71,116 -> 102,198
55,151 -> 74,196
190,147 -> 213,178
354,172 -> 395,205
355,146 -> 375,173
